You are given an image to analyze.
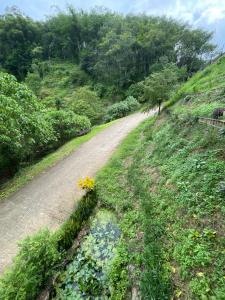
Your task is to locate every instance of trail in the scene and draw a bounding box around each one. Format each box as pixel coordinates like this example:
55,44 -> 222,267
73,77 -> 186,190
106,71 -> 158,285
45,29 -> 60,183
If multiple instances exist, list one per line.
0,112 -> 152,274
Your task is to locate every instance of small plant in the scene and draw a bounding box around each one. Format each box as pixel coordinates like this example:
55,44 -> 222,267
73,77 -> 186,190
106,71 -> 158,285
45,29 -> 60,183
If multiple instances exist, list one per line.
78,176 -> 95,191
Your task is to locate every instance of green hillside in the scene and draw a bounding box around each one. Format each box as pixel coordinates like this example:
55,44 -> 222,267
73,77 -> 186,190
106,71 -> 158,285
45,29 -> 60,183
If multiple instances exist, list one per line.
167,55 -> 225,118
1,7 -> 225,300
96,58 -> 225,299
26,61 -> 90,106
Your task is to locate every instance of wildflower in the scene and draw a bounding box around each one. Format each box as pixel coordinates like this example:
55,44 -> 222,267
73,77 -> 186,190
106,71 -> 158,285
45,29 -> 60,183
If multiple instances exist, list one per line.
176,290 -> 182,298
78,176 -> 94,192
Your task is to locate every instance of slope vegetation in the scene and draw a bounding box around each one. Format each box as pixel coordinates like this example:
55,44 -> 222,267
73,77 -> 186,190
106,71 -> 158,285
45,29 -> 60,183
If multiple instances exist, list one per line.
96,57 -> 225,299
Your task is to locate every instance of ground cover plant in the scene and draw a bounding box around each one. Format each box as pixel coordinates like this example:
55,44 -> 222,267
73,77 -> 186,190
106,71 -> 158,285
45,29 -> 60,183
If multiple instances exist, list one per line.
96,111 -> 225,299
54,210 -> 120,299
95,58 -> 225,298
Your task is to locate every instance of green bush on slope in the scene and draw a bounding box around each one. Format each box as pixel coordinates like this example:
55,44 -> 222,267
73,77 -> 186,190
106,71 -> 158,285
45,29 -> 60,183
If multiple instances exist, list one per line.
68,86 -> 104,125
47,110 -> 91,144
104,96 -> 140,122
0,230 -> 60,300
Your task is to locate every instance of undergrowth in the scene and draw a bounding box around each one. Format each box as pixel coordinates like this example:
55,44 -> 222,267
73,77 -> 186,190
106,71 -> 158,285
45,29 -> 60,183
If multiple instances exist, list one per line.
96,112 -> 225,299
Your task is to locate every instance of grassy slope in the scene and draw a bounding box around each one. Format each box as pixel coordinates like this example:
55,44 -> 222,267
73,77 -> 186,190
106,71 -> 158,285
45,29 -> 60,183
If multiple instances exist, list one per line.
96,58 -> 225,299
0,121 -> 116,201
166,55 -> 225,117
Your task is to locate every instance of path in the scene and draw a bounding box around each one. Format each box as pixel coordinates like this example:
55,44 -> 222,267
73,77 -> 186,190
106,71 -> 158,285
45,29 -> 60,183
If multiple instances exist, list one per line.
0,112 -> 152,274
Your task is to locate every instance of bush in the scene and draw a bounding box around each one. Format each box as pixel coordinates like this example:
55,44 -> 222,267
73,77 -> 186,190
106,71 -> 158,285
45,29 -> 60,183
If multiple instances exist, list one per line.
0,72 -> 56,173
25,71 -> 42,96
69,86 -> 104,125
47,110 -> 91,144
56,191 -> 98,251
105,96 -> 140,122
0,230 -> 60,300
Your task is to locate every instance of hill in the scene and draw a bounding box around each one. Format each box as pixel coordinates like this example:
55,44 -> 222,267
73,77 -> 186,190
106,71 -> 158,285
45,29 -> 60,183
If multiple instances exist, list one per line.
96,57 -> 225,299
167,54 -> 225,118
25,61 -> 90,106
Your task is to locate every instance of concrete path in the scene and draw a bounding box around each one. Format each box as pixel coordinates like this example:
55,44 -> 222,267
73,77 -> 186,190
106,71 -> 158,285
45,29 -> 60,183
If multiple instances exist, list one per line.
0,112 -> 152,274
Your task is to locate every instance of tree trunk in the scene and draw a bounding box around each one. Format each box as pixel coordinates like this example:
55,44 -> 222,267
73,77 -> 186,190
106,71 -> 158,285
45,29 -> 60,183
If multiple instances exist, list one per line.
158,102 -> 161,115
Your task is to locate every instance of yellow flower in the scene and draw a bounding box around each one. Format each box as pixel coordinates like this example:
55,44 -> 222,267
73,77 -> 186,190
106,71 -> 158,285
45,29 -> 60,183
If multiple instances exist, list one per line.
78,176 -> 95,191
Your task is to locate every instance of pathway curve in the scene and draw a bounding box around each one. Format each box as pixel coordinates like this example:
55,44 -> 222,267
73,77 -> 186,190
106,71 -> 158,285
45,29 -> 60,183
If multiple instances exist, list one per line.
0,112 -> 152,274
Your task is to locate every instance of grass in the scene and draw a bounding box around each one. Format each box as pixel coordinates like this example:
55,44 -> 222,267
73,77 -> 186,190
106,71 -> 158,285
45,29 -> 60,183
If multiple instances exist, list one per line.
164,55 -> 225,115
0,121 -> 117,201
95,56 -> 225,299
95,117 -> 157,298
96,109 -> 225,299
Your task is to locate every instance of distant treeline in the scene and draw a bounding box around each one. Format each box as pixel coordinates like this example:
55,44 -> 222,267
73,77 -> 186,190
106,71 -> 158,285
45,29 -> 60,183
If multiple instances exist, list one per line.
0,6 -> 215,90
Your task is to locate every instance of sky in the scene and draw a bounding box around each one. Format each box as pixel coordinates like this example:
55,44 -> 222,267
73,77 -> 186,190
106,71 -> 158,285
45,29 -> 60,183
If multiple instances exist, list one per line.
1,0 -> 225,49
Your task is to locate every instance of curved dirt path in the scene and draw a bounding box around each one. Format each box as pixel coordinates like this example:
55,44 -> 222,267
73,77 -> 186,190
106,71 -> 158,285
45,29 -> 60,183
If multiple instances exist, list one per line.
0,112 -> 152,274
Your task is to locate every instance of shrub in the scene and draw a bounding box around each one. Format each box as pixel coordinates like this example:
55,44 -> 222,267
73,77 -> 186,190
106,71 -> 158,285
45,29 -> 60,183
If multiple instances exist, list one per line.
0,230 -> 60,300
25,71 -> 42,96
0,72 -> 56,173
69,86 -> 104,125
47,110 -> 91,144
105,96 -> 140,122
56,191 -> 98,251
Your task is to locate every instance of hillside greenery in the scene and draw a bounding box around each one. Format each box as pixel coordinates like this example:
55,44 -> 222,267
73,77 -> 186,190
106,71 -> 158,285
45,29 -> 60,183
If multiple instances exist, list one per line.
1,7 -> 215,89
95,55 -> 225,299
1,5 -> 225,300
0,6 -> 217,182
0,71 -> 91,179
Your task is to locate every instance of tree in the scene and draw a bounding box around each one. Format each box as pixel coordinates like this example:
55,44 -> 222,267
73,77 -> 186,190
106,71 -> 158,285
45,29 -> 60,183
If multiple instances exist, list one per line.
0,72 -> 55,173
176,28 -> 215,76
141,64 -> 179,114
0,10 -> 40,79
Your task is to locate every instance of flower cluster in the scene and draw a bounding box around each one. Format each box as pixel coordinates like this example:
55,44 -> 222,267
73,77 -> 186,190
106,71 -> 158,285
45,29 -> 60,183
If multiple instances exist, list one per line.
78,176 -> 95,191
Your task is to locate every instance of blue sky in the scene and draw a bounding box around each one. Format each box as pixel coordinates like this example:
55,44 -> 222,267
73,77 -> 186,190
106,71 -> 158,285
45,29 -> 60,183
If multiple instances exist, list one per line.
1,0 -> 225,49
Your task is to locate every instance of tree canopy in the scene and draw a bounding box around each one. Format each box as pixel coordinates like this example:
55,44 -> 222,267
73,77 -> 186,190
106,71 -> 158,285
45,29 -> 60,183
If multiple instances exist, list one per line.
0,7 -> 215,86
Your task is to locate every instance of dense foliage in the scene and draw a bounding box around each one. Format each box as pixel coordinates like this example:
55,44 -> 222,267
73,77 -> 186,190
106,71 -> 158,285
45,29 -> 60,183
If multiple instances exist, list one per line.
105,96 -> 140,122
0,72 -> 55,174
0,72 -> 91,176
0,230 -> 60,300
68,86 -> 104,124
48,110 -> 90,144
0,7 -> 215,90
96,57 -> 225,299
